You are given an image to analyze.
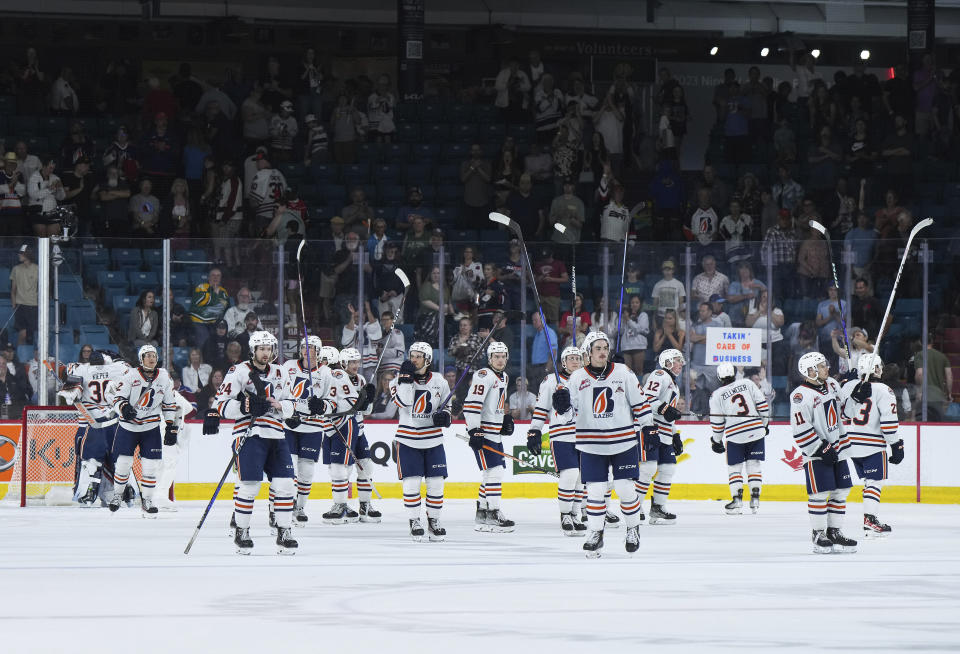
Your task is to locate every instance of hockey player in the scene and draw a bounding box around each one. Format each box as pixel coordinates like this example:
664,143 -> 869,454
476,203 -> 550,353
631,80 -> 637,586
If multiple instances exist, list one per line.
557,331 -> 645,556
154,385 -> 196,511
464,341 -> 516,532
207,331 -> 301,554
283,335 -> 336,524
390,342 -> 452,541
839,354 -> 904,537
636,348 -> 686,524
528,346 -> 587,535
107,345 -> 178,517
791,351 -> 857,553
59,351 -> 127,505
708,362 -> 770,514
321,347 -> 378,524
321,345 -> 340,369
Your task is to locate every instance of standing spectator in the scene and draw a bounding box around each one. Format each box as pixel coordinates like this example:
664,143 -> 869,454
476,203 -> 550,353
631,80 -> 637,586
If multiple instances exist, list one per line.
447,316 -> 482,384
416,265 -> 452,348
845,119 -> 874,188
648,159 -> 685,241
341,186 -> 373,239
651,259 -> 686,317
331,232 -> 362,323
102,126 -> 138,182
551,124 -> 580,190
590,295 -> 618,343
396,186 -> 434,232
879,115 -> 914,197
366,310 -> 406,378
594,93 -> 624,174
50,67 -> 79,115
548,178 -> 584,263
460,143 -> 492,226
128,178 -> 161,236
712,68 -> 738,125
400,214 -> 431,270
806,127 -> 843,194
181,348 -> 212,393
372,242 -> 405,317
0,152 -> 25,236
718,198 -> 753,269
745,289 -> 786,375
0,351 -> 29,417
16,47 -> 45,115
796,225 -> 831,298
494,58 -> 531,124
27,159 -> 65,236
567,76 -> 598,136
722,83 -> 750,164
913,53 -> 937,137
59,121 -> 95,173
10,245 -> 38,346
303,113 -> 329,166
822,176 -> 855,240
657,103 -> 676,161
914,334 -> 952,422
653,308 -> 685,356
620,295 -> 649,375
845,213 -> 876,285
815,284 -> 844,361
744,66 -> 770,138
477,263 -> 506,329
726,262 -> 765,327
772,165 -> 804,214
261,55 -> 293,113
297,48 -> 325,119
492,149 -> 520,208
688,187 -> 719,253
249,154 -> 288,235
808,85 -> 837,133
773,116 -> 797,164
695,164 -> 730,214
367,218 -> 389,263
188,267 -> 230,349
96,166 -> 131,237
523,143 -> 553,185
735,172 -> 763,222
529,310 -> 559,390
599,182 -> 629,242
268,100 -> 298,163
790,52 -> 821,103
505,173 -> 544,240
451,246 -> 483,312
200,100 -> 238,161
533,246 -> 569,324
330,93 -> 363,164
61,157 -> 94,232
690,254 -> 730,306
533,74 -> 564,143
140,112 -> 180,198
509,377 -> 537,420
851,278 -> 882,339
666,86 -> 690,152
127,290 -> 159,351
241,82 -> 271,149
367,74 -> 396,143
760,209 -> 797,294
223,287 -> 261,337
689,302 -> 721,391
211,160 -> 243,268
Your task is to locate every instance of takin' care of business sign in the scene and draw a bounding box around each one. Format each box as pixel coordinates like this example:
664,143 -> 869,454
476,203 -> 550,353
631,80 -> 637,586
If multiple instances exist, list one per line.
705,327 -> 761,366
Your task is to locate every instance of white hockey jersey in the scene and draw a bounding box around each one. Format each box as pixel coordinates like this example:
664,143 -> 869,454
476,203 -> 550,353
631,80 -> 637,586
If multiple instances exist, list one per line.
109,367 -> 178,432
327,368 -> 372,433
565,363 -> 645,455
215,361 -> 295,440
838,379 -> 899,458
249,168 -> 288,220
529,372 -> 576,443
390,372 -> 449,449
709,379 -> 770,444
790,379 -> 849,461
463,367 -> 509,443
64,361 -> 128,428
637,368 -> 681,444
283,359 -> 335,433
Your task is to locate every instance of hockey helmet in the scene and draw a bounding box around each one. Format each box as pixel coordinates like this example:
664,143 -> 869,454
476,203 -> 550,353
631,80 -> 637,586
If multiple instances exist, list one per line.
88,350 -> 106,366
319,346 -> 339,367
798,351 -> 828,381
409,341 -> 433,366
658,348 -> 685,371
249,330 -> 277,361
138,344 -> 158,368
339,347 -> 362,364
716,362 -> 736,382
300,335 -> 323,363
857,353 -> 883,380
581,330 -> 609,356
560,346 -> 582,372
487,340 -> 509,361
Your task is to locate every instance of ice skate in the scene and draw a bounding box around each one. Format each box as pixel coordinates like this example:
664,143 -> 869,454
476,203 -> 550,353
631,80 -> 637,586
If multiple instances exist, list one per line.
409,518 -> 425,542
140,495 -> 158,518
583,530 -> 604,558
322,502 -> 358,525
486,508 -> 515,533
228,511 -> 237,537
108,490 -> 123,513
570,511 -> 588,532
749,488 -> 760,514
812,529 -> 833,554
122,484 -> 136,508
649,502 -> 676,525
234,527 -> 253,555
625,525 -> 640,554
268,510 -> 277,534
560,513 -> 581,536
725,489 -> 743,515
78,485 -> 99,506
427,517 -> 446,542
293,507 -> 308,526
604,510 -> 621,528
474,501 -> 489,532
276,527 -> 298,555
359,501 -> 382,523
863,513 -> 891,538
827,527 -> 858,553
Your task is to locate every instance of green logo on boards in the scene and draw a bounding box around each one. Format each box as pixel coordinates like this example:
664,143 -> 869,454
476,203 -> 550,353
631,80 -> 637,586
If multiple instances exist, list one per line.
512,446 -> 555,475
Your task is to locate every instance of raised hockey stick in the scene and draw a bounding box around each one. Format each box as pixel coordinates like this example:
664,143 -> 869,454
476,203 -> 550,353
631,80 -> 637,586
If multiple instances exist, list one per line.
184,369 -> 260,555
809,220 -> 851,359
555,223 -> 577,347
491,212 -> 560,384
370,268 -> 412,379
454,432 -> 559,478
436,309 -> 520,412
859,217 -> 934,380
614,233 -> 629,353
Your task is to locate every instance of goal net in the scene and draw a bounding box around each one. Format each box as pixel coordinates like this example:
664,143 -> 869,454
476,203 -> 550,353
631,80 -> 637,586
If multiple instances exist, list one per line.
1,406 -> 145,507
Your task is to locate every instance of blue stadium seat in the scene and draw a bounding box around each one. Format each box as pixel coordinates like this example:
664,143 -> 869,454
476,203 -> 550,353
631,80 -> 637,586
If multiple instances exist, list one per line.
189,271 -> 208,287
112,248 -> 145,267
0,268 -> 10,296
112,295 -> 138,314
168,272 -> 191,293
437,184 -> 462,206
142,249 -> 163,269
129,271 -> 160,294
437,163 -> 461,184
172,347 -> 190,370
475,105 -> 497,123
382,143 -> 410,163
420,102 -> 445,123
17,345 -> 34,363
396,123 -> 420,143
410,143 -> 441,162
321,184 -> 347,205
176,249 -> 209,268
441,143 -> 469,162
395,103 -> 419,122
58,343 -> 80,364
479,123 -> 506,143
11,116 -> 39,136
372,163 -> 402,185
308,162 -> 339,183
0,96 -> 15,115
446,104 -> 475,123
279,162 -> 305,181
450,124 -> 477,143
342,162 -> 371,184
422,123 -> 450,143
434,207 -> 459,225
96,270 -> 127,287
377,185 -> 406,206
358,142 -> 382,162
402,163 -> 433,187
57,284 -> 84,304
67,303 -> 97,329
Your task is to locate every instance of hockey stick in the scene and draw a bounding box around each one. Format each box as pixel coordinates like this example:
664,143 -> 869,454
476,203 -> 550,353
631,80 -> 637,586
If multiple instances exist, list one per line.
370,268 -> 411,379
614,233 -> 629,353
436,309 -> 520,412
809,220 -> 851,359
454,432 -> 559,478
324,417 -> 382,500
860,217 -> 933,380
184,369 -> 261,554
492,212 -> 560,384
555,223 -> 577,348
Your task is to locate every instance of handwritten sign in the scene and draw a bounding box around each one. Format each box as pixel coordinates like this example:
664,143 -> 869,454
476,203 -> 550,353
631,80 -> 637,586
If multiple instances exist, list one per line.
705,327 -> 761,366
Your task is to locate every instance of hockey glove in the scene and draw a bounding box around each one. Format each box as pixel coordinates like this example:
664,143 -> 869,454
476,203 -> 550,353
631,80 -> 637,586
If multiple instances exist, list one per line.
432,411 -> 452,428
711,439 -> 726,454
163,423 -> 179,446
467,428 -> 484,451
658,404 -> 682,423
284,415 -> 302,430
398,360 -> 417,384
552,387 -> 571,414
501,414 -> 515,436
362,383 -> 376,403
851,381 -> 872,403
242,392 -> 270,417
526,429 -> 542,455
308,395 -> 330,415
352,391 -> 371,413
672,433 -> 684,456
764,425 -> 770,437
118,401 -> 137,421
641,426 -> 660,453
838,370 -> 859,384
815,440 -> 838,465
202,408 -> 221,435
888,439 -> 905,465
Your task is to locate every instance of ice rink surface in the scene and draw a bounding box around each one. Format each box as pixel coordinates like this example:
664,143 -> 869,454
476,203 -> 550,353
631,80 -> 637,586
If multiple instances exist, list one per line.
2,498 -> 959,653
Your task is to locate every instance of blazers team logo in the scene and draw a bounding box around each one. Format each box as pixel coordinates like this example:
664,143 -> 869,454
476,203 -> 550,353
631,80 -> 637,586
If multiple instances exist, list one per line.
413,390 -> 433,416
592,387 -> 614,416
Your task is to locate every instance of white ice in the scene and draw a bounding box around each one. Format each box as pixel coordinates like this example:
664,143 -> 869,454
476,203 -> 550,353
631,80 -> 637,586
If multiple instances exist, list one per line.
3,499 -> 959,654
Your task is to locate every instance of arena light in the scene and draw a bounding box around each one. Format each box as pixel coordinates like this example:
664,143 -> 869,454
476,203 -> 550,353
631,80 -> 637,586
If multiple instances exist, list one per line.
760,47 -> 770,57
710,46 -> 719,56
860,49 -> 871,61
811,49 -> 821,59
